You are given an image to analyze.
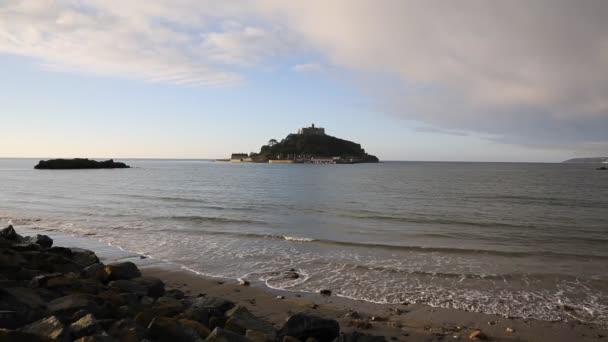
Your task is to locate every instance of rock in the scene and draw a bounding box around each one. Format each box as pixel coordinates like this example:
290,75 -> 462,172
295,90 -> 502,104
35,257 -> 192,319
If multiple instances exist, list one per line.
283,337 -> 301,342
108,319 -> 146,342
178,319 -> 211,339
19,315 -> 66,340
468,330 -> 486,340
34,158 -> 130,169
47,294 -> 100,316
70,314 -> 100,338
184,296 -> 235,325
165,289 -> 186,300
370,316 -> 386,322
82,263 -> 107,282
30,272 -> 67,287
224,306 -> 276,338
279,313 -> 339,342
134,300 -> 184,326
205,327 -> 252,342
238,279 -> 250,286
305,338 -> 318,342
319,289 -> 332,296
333,332 -> 386,342
0,287 -> 47,328
0,328 -> 54,342
133,277 -> 165,298
505,327 -> 514,333
24,234 -> 53,248
70,248 -> 100,267
73,334 -> 117,342
0,225 -> 22,241
108,280 -> 148,297
147,317 -> 205,342
246,330 -> 273,342
104,262 -> 141,281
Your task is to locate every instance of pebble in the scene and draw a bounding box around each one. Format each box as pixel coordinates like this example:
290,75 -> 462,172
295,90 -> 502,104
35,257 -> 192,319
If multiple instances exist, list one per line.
276,296 -> 285,300
319,289 -> 332,296
238,279 -> 250,286
506,327 -> 514,333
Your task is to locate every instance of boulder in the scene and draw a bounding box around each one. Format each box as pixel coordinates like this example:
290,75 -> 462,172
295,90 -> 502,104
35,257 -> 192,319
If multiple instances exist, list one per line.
246,330 -> 273,342
0,225 -> 22,241
165,289 -> 186,300
104,262 -> 141,281
24,235 -> 53,248
132,277 -> 165,298
205,327 -> 252,342
82,263 -> 107,282
47,294 -> 100,316
108,280 -> 148,297
134,300 -> 185,327
147,317 -> 205,342
19,315 -> 66,341
184,296 -> 235,325
279,314 -> 339,342
0,328 -> 54,342
70,313 -> 100,338
0,287 -> 47,328
70,248 -> 100,267
178,319 -> 211,339
108,319 -> 146,342
73,334 -> 117,342
224,306 -> 276,338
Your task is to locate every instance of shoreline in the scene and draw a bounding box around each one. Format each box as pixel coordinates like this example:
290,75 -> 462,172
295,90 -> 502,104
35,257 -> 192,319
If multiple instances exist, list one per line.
6,226 -> 606,341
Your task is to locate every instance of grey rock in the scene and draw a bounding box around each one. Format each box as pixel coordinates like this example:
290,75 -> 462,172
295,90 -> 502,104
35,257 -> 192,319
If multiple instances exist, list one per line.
0,287 -> 47,328
70,248 -> 100,267
185,297 -> 235,325
104,262 -> 141,281
70,313 -> 100,338
205,327 -> 251,342
108,319 -> 145,342
279,313 -> 339,342
0,225 -> 22,241
82,263 -> 107,282
108,280 -> 148,297
165,289 -> 186,300
147,317 -> 205,342
23,234 -> 53,248
224,306 -> 276,338
47,294 -> 100,316
132,277 -> 165,298
20,315 -> 66,340
0,328 -> 54,342
246,330 -> 273,342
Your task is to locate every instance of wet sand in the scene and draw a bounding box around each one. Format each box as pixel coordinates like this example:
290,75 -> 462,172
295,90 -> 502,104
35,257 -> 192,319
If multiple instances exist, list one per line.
142,264 -> 607,342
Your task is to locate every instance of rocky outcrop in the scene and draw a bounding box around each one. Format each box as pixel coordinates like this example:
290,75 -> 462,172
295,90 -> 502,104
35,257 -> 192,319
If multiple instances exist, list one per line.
34,159 -> 130,170
0,225 -> 388,342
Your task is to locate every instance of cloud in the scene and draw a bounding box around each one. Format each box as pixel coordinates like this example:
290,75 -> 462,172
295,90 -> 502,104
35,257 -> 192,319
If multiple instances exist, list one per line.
0,0 -> 288,85
415,127 -> 468,137
292,63 -> 322,72
1,0 -> 608,149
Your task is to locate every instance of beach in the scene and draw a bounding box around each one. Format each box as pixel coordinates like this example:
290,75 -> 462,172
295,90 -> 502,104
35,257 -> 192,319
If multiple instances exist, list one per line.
2,225 -> 605,341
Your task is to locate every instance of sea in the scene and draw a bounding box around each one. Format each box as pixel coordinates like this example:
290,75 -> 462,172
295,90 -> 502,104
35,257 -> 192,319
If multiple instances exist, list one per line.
1,158 -> 607,327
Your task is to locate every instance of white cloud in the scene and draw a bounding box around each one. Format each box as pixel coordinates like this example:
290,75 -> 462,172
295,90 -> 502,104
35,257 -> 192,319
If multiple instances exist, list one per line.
1,0 -> 608,147
292,63 -> 322,72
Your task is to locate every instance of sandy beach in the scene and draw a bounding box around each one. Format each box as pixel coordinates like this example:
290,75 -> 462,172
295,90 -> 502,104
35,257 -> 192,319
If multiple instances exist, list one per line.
143,265 -> 607,342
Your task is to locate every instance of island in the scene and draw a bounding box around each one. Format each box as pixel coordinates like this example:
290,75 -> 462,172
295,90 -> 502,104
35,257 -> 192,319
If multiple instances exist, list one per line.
34,158 -> 131,169
227,124 -> 379,164
562,157 -> 608,164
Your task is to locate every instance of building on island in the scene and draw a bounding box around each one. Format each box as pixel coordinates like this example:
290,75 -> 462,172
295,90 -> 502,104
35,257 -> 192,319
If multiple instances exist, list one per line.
298,123 -> 325,135
230,153 -> 250,162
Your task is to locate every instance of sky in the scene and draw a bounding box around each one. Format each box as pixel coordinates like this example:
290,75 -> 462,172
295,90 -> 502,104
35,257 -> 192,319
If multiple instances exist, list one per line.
1,1 -> 607,162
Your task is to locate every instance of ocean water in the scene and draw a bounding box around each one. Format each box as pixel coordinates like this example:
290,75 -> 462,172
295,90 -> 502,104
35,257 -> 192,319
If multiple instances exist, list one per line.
1,158 -> 607,326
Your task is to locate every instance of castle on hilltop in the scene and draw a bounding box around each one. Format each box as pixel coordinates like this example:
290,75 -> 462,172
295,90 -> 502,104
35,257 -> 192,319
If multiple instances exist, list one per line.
298,123 -> 325,135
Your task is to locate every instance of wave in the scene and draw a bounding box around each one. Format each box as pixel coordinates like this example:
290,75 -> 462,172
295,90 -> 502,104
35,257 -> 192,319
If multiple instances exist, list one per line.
161,215 -> 261,225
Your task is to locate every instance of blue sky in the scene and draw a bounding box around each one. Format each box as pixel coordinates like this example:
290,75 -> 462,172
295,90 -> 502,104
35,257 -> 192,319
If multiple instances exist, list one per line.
1,1 -> 607,161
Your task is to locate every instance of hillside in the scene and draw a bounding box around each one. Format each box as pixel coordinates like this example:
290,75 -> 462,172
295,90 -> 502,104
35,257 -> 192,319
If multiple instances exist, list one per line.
562,157 -> 608,164
257,132 -> 379,163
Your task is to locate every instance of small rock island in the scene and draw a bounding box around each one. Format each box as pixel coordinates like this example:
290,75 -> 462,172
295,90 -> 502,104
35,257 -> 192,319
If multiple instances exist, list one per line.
227,124 -> 379,164
35,159 -> 130,170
